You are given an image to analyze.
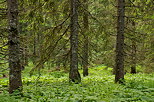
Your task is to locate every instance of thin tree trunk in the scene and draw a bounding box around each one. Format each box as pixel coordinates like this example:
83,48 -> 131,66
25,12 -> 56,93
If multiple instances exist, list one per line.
131,21 -> 137,74
115,0 -> 125,83
32,33 -> 36,64
24,45 -> 28,66
7,0 -> 22,93
82,0 -> 89,77
69,0 -> 81,83
131,40 -> 137,74
33,33 -> 36,56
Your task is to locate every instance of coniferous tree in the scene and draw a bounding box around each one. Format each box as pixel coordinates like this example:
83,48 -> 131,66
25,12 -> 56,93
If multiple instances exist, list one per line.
69,0 -> 81,83
7,0 -> 22,93
82,0 -> 89,77
115,0 -> 125,83
130,21 -> 137,74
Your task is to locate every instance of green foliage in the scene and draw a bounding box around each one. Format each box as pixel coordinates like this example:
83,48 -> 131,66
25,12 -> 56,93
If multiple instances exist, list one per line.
0,0 -> 154,101
0,66 -> 154,102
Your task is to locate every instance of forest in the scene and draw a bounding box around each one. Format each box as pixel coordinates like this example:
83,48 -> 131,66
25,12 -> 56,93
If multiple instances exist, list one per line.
0,0 -> 154,102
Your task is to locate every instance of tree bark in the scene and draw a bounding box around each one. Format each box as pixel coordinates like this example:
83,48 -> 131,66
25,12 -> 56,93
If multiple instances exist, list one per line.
115,0 -> 125,83
130,41 -> 137,74
69,0 -> 81,83
131,22 -> 137,74
82,0 -> 89,77
131,21 -> 136,74
7,0 -> 22,93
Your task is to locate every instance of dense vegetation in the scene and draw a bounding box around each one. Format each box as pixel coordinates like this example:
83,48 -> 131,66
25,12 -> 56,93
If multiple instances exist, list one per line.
0,64 -> 154,102
0,0 -> 154,101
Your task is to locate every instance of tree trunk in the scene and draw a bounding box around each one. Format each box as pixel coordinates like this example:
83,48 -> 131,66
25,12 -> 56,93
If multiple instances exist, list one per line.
7,0 -> 22,93
24,45 -> 28,66
82,0 -> 89,77
115,0 -> 125,83
69,0 -> 81,83
131,21 -> 137,74
130,44 -> 137,74
33,33 -> 36,56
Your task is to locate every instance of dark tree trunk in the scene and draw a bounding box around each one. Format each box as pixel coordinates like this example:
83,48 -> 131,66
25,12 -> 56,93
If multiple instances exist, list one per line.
33,33 -> 36,56
131,66 -> 136,74
82,0 -> 89,77
130,21 -> 137,74
32,33 -> 37,64
115,0 -> 125,83
131,40 -> 137,74
7,0 -> 22,93
24,45 -> 28,66
69,0 -> 81,83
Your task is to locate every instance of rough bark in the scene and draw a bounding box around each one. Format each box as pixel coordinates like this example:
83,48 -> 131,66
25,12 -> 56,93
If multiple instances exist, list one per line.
69,0 -> 81,83
82,0 -> 89,77
115,0 -> 125,83
7,0 -> 22,93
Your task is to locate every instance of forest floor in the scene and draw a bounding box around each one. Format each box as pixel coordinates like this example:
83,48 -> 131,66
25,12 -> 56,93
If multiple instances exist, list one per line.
0,64 -> 154,102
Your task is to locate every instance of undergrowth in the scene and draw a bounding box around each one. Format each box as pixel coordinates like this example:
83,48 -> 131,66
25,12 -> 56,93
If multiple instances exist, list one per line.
0,65 -> 154,102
